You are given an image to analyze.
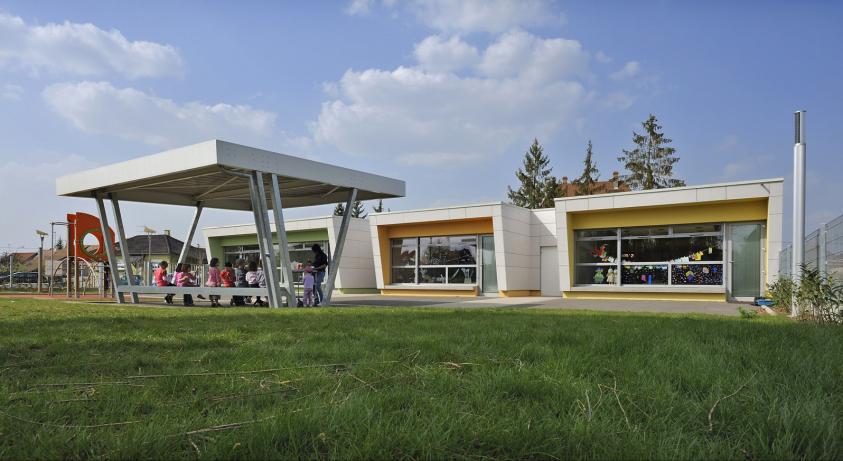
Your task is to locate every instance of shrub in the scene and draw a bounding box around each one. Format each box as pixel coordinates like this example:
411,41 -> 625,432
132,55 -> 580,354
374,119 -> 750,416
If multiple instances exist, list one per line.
768,266 -> 842,324
767,277 -> 794,313
738,306 -> 759,319
794,266 -> 843,325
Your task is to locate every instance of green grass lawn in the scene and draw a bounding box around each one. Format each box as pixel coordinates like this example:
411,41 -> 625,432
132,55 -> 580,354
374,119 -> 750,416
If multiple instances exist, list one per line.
1,298 -> 841,460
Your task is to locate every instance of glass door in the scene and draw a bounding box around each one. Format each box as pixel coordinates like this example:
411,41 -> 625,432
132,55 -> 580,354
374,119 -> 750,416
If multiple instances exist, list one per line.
480,235 -> 498,294
730,223 -> 763,298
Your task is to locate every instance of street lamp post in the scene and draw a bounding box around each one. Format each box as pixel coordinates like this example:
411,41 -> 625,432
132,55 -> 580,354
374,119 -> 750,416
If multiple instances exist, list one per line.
49,221 -> 69,297
792,111 -> 806,317
36,230 -> 47,293
143,226 -> 156,285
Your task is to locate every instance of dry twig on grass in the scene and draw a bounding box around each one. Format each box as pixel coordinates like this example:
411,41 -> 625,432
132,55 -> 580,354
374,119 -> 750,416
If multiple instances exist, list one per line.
0,409 -> 141,429
708,372 -> 757,433
125,360 -> 399,380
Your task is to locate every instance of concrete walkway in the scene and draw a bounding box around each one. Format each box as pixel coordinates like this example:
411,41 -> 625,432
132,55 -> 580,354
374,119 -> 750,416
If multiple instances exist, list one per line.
1,292 -> 746,316
329,294 -> 744,316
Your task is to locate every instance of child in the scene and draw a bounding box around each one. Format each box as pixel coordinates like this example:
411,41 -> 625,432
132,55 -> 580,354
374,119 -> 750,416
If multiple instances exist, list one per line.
221,261 -> 235,306
245,261 -> 267,307
206,258 -> 222,307
174,263 -> 194,306
153,260 -> 174,305
234,259 -> 248,306
302,265 -> 315,307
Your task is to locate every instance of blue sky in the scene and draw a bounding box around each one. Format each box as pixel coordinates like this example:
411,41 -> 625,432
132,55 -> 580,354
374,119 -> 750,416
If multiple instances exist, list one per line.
1,0 -> 841,251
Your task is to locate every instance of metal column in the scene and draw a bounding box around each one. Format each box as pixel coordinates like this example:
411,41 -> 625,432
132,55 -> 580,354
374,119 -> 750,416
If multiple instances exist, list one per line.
94,192 -> 124,303
178,203 -> 204,265
792,110 -> 806,317
252,172 -> 282,308
270,174 -> 296,306
322,188 -> 357,306
109,194 -> 139,303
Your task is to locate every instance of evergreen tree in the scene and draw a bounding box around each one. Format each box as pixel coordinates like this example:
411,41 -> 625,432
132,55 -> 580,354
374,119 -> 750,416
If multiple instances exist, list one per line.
55,237 -> 64,250
618,114 -> 685,190
507,139 -> 559,209
574,140 -> 600,196
372,199 -> 387,213
334,201 -> 368,218
350,200 -> 367,218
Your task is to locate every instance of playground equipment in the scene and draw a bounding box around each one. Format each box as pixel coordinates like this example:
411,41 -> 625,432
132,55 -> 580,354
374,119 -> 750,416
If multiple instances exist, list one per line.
59,212 -> 116,298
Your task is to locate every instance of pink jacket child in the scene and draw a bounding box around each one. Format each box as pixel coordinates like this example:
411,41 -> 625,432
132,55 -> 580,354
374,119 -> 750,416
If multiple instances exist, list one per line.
206,258 -> 223,307
302,266 -> 315,307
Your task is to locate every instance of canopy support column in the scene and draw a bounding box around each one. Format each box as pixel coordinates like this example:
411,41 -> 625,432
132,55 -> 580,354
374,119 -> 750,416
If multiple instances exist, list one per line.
323,188 -> 357,306
270,174 -> 296,307
94,192 -> 124,304
178,202 -> 203,265
253,171 -> 282,308
109,193 -> 139,303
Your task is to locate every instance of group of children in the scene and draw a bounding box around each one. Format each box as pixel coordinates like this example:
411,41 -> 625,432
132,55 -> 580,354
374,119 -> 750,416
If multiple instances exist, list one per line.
153,258 -> 318,307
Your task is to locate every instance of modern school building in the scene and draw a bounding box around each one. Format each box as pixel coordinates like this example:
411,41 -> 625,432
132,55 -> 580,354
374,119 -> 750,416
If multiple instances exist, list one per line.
203,177 -> 783,302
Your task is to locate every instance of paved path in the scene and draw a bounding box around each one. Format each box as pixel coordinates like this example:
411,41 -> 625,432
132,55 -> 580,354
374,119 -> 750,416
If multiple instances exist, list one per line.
1,292 -> 746,316
328,294 -> 743,316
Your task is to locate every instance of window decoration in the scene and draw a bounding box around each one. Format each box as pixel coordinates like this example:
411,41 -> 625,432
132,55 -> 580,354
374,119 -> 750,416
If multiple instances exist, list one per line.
575,223 -> 725,287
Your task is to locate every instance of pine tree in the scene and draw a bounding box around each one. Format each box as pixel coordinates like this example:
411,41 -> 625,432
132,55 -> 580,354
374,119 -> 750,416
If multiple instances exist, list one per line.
507,139 -> 559,209
618,114 -> 685,190
574,140 -> 600,196
335,201 -> 367,218
372,199 -> 385,213
350,200 -> 367,218
55,237 -> 64,250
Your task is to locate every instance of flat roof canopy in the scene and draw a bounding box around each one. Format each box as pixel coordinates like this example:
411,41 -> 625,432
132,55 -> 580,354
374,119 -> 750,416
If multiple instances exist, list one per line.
56,140 -> 405,210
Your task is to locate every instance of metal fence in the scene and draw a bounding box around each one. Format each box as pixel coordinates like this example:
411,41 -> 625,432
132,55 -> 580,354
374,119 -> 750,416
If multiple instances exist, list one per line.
780,213 -> 843,283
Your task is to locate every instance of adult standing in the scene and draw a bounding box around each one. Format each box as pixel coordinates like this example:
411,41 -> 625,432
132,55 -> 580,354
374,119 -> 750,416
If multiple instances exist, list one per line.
311,244 -> 328,306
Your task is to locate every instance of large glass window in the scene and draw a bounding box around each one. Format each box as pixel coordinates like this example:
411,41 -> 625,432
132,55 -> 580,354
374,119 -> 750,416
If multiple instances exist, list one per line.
391,235 -> 478,285
222,245 -> 259,264
574,223 -> 724,287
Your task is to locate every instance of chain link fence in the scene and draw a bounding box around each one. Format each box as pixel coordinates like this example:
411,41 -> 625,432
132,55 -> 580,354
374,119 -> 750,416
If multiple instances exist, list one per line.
780,213 -> 843,283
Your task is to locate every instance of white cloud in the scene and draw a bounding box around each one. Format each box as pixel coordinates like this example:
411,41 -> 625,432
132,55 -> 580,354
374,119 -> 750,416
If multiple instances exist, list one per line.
595,51 -> 612,63
610,61 -> 641,81
0,153 -> 99,248
311,28 -> 645,166
0,12 -> 183,79
42,81 -> 310,151
1,83 -> 23,100
478,29 -> 589,83
411,0 -> 560,33
602,91 -> 635,110
313,63 -> 587,165
346,0 -> 374,15
414,35 -> 479,73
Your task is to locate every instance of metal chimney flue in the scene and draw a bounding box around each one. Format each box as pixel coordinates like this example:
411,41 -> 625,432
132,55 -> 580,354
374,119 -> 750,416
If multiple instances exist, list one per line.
791,110 -> 806,317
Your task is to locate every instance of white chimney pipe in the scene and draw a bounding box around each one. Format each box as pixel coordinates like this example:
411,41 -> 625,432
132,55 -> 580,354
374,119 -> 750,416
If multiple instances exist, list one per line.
791,110 -> 806,317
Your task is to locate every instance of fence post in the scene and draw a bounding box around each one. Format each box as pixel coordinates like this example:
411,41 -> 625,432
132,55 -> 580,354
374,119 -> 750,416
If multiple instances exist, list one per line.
818,223 -> 827,276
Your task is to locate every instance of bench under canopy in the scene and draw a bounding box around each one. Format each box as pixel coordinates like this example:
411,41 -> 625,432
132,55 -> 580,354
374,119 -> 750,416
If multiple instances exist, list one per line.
57,139 -> 405,307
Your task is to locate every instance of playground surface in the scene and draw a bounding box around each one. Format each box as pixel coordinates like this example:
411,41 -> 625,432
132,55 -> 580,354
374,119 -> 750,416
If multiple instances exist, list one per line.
1,297 -> 839,459
0,292 -> 744,316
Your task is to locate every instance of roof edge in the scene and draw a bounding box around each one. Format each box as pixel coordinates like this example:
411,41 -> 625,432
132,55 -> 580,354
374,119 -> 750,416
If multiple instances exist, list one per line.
554,177 -> 785,201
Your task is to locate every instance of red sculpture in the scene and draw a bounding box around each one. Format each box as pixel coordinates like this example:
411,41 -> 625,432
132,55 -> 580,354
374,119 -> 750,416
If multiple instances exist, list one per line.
67,212 -> 115,262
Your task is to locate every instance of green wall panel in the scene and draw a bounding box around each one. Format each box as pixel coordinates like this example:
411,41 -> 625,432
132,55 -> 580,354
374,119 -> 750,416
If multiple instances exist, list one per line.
208,228 -> 330,261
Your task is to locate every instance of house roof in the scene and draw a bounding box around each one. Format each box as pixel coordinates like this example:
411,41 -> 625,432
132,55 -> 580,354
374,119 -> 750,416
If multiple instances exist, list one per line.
558,171 -> 631,197
118,234 -> 205,260
56,139 -> 405,210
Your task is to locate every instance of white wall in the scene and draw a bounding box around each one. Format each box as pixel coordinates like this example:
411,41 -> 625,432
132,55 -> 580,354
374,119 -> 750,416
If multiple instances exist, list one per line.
328,216 -> 376,289
202,216 -> 376,290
